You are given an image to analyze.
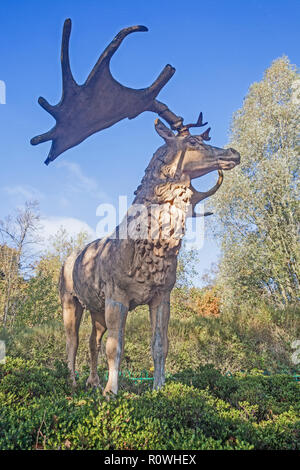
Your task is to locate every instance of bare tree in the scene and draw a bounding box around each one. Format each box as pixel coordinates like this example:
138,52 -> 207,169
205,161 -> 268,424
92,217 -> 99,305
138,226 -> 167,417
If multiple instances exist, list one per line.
0,201 -> 40,328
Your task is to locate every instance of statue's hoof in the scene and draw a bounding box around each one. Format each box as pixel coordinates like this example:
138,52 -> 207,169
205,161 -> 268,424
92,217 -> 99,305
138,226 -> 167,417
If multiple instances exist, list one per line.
153,381 -> 165,391
86,375 -> 101,389
103,389 -> 117,400
69,377 -> 77,388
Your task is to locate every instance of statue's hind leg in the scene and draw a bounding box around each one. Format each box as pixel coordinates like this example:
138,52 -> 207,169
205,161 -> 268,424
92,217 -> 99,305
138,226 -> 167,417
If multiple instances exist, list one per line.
149,292 -> 170,390
86,310 -> 107,388
62,293 -> 83,387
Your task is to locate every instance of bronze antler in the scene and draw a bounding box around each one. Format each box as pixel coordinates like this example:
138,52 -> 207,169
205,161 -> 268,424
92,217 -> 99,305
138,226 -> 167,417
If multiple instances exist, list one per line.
185,111 -> 208,130
189,170 -> 223,217
175,111 -> 211,140
31,19 -> 184,165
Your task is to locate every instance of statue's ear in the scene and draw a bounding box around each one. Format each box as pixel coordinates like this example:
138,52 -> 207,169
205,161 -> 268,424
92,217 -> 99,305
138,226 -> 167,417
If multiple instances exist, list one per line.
154,119 -> 175,143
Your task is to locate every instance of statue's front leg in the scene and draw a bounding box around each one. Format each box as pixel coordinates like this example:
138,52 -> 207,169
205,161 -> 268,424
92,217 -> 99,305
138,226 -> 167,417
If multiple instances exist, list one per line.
149,292 -> 170,390
103,297 -> 128,396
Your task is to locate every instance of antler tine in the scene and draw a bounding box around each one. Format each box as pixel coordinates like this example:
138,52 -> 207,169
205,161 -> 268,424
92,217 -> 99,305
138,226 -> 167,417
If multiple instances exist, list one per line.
147,66 -> 176,99
186,111 -> 208,129
61,19 -> 77,93
30,127 -> 56,146
36,96 -> 56,116
199,127 -> 211,141
85,25 -> 148,85
34,18 -> 77,119
174,111 -> 209,136
189,170 -> 224,217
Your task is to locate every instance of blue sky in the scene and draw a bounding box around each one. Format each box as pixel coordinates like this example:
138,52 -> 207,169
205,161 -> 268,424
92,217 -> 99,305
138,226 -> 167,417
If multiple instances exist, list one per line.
0,0 -> 299,283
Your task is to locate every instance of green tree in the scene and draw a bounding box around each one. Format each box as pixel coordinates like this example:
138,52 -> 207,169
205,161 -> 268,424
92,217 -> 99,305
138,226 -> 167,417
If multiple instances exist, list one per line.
176,246 -> 200,289
210,57 -> 299,309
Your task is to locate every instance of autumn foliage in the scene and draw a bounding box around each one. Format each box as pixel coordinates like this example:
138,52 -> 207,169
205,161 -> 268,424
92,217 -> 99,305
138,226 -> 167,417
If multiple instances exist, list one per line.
189,288 -> 220,317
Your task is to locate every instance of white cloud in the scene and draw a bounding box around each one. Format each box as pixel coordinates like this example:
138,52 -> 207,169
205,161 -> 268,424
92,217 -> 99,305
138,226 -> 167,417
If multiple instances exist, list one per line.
40,216 -> 96,244
56,161 -> 107,200
3,185 -> 44,201
58,197 -> 71,208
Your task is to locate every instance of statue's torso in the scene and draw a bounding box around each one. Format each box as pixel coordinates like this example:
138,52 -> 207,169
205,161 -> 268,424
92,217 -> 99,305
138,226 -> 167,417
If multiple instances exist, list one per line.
70,235 -> 178,312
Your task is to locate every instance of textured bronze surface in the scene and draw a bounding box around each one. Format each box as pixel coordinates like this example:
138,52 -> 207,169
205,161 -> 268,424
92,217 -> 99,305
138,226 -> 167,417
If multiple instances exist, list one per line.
60,119 -> 240,394
31,19 -> 184,164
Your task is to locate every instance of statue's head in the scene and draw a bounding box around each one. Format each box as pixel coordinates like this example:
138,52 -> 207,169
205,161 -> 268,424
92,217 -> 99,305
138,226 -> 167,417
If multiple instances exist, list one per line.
155,119 -> 240,181
152,118 -> 240,216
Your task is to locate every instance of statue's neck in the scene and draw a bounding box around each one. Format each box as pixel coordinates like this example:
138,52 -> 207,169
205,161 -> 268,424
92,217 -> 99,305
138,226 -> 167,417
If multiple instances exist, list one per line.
122,181 -> 193,248
120,186 -> 192,285
128,145 -> 193,249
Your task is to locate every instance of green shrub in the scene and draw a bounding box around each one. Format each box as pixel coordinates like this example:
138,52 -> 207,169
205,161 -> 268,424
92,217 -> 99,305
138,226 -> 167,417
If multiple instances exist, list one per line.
1,287 -> 299,450
0,357 -> 299,450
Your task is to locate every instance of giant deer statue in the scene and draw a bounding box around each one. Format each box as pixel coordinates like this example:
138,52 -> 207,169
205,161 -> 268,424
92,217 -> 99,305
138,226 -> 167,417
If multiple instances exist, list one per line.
31,19 -> 240,395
